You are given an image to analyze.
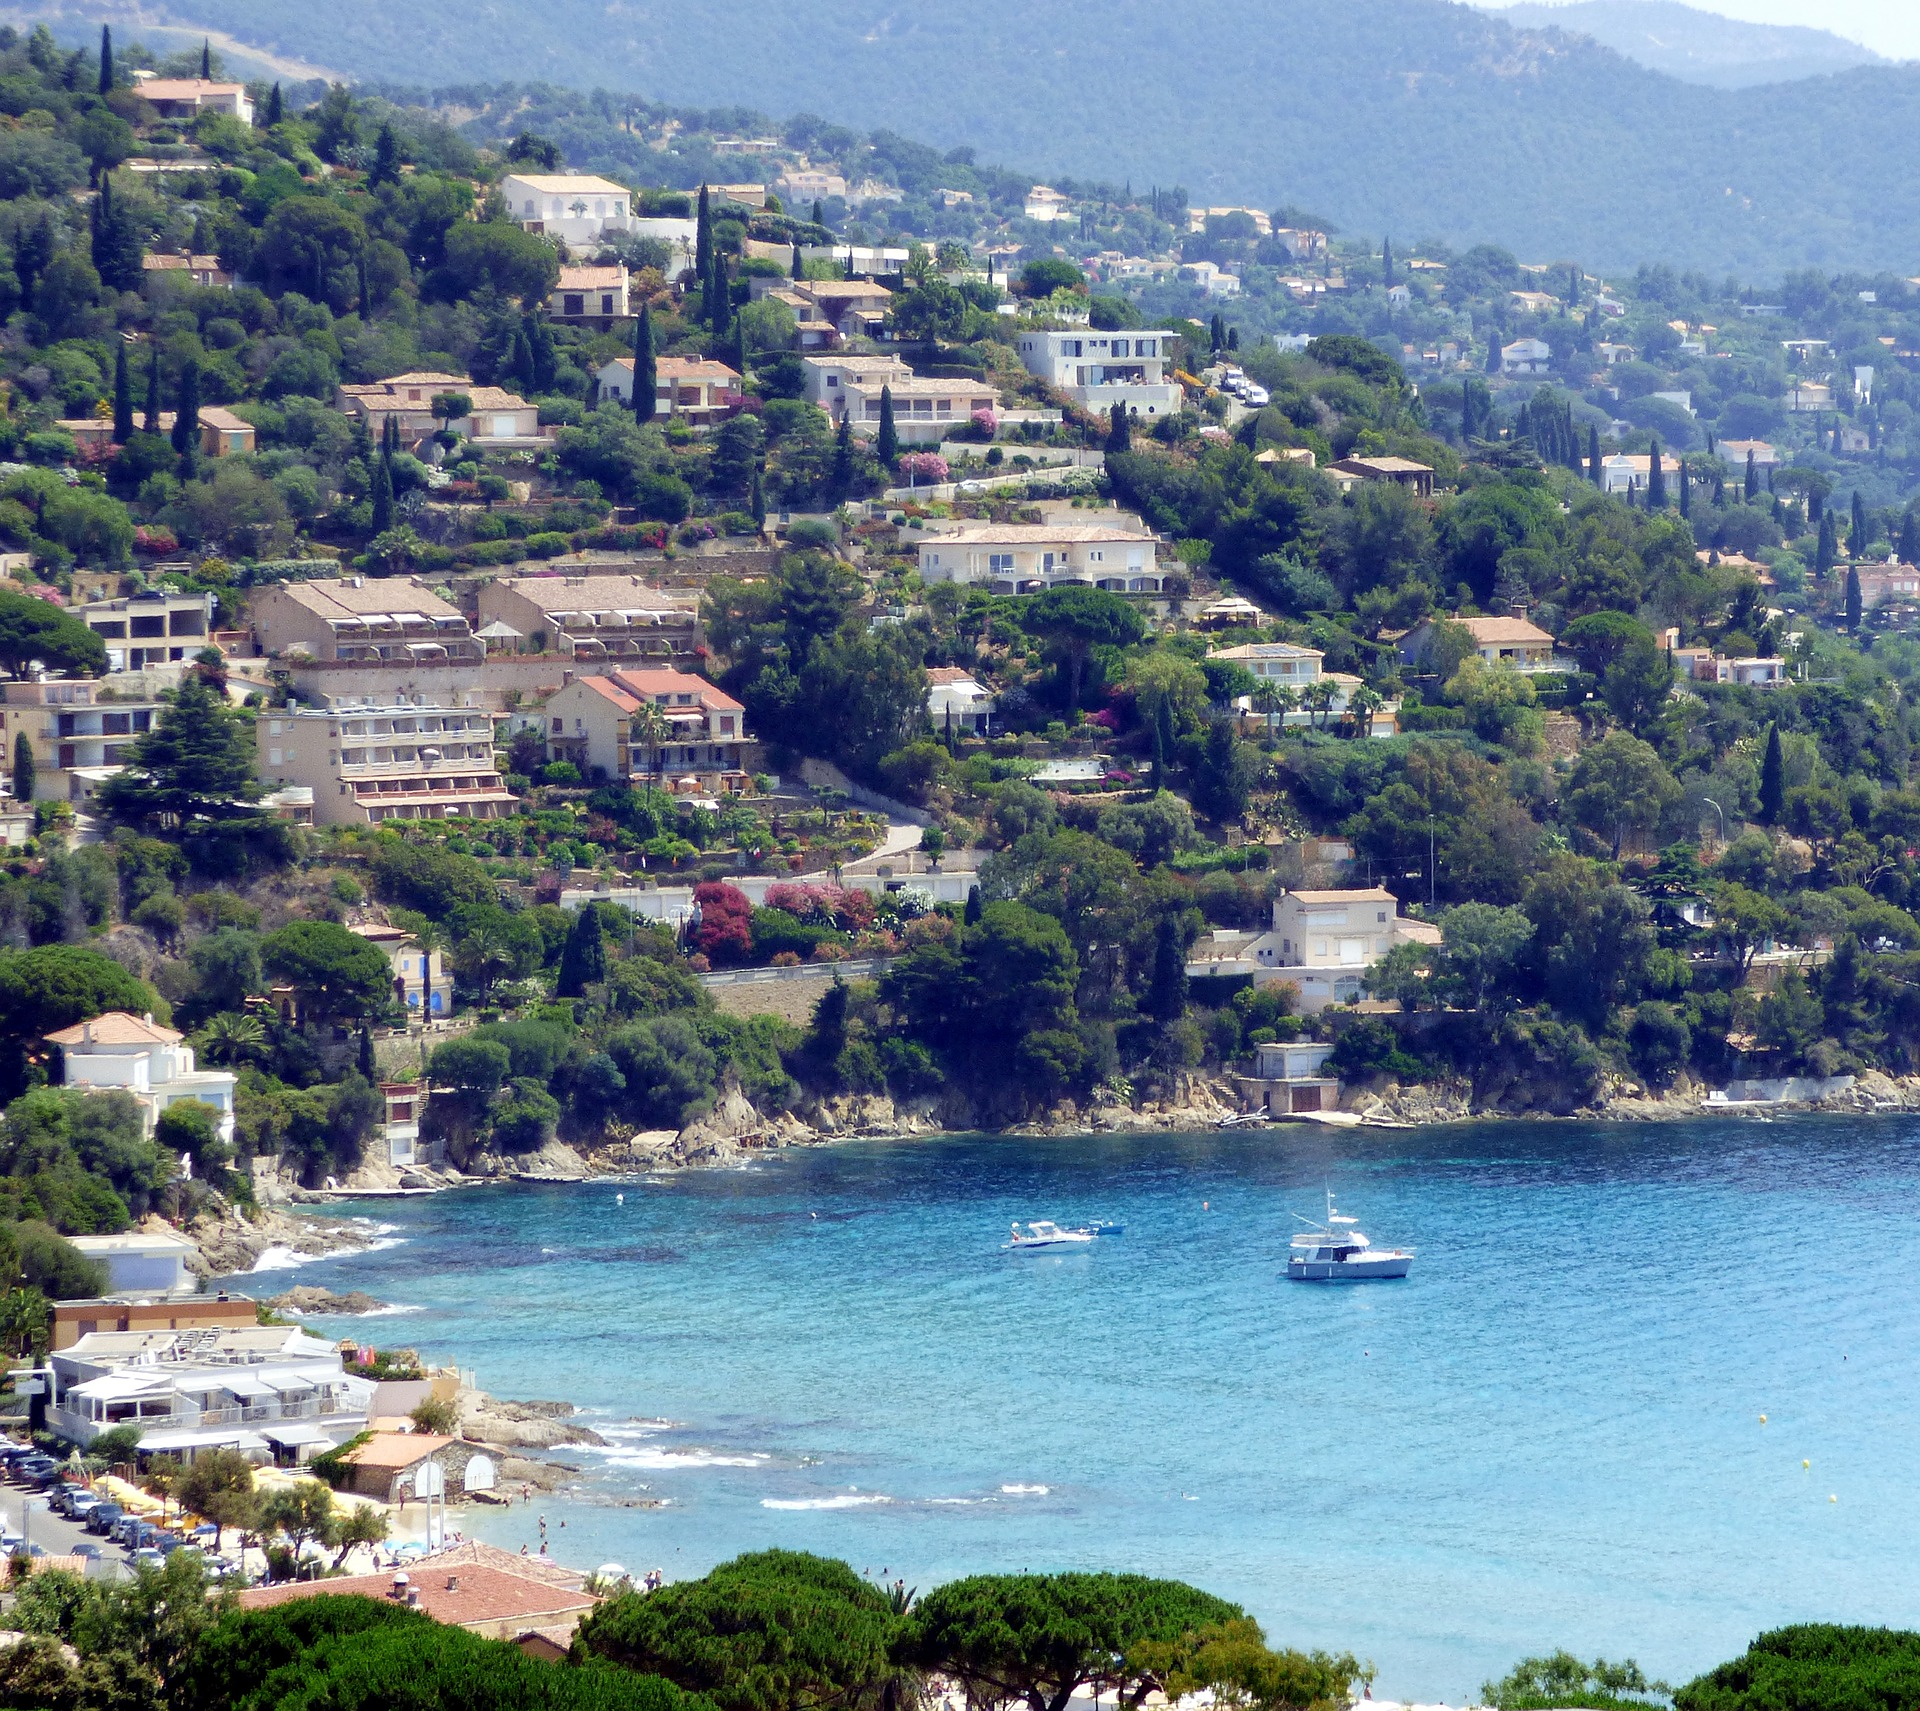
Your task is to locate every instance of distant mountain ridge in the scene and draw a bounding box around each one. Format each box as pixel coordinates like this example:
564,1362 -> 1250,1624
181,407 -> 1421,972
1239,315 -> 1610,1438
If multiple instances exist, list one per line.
1494,0 -> 1885,88
19,0 -> 1920,274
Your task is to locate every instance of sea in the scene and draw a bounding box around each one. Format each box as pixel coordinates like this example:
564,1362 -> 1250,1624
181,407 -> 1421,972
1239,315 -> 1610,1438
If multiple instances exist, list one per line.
253,1117 -> 1920,1702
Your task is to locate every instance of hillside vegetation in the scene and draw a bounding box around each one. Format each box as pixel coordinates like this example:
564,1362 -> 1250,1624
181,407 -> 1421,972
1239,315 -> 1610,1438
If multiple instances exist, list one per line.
22,0 -> 1920,272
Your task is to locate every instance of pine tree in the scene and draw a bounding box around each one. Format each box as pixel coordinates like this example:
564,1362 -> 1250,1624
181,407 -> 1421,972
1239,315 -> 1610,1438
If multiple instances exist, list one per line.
1759,725 -> 1784,825
631,304 -> 655,423
199,39 -> 211,78
1647,438 -> 1666,509
1847,564 -> 1864,633
112,339 -> 131,443
143,343 -> 159,434
1744,448 -> 1758,503
694,184 -> 713,284
370,450 -> 393,535
876,385 -> 897,466
1588,423 -> 1601,485
266,83 -> 282,127
97,24 -> 111,94
11,731 -> 33,805
555,904 -> 606,997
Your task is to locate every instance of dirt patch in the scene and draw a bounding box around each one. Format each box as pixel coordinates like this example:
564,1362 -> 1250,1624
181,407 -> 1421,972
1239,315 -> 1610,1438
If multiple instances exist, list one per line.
707,975 -> 832,1025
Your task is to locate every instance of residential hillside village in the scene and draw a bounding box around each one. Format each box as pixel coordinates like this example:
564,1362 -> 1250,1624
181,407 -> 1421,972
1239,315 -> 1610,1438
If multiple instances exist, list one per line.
0,19 -> 1912,1694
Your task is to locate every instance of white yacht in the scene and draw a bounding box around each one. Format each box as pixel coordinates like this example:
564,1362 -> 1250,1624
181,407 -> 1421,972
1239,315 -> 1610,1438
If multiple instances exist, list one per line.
1005,1221 -> 1095,1250
1287,1194 -> 1413,1281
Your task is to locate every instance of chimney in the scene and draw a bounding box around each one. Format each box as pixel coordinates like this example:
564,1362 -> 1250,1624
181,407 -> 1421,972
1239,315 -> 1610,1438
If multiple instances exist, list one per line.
407,1589 -> 421,1607
390,1572 -> 409,1600
144,1012 -> 154,1026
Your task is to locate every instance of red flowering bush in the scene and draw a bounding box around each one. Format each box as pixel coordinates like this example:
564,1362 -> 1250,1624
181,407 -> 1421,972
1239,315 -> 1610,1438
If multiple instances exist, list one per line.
764,882 -> 876,930
690,881 -> 753,965
133,527 -> 179,557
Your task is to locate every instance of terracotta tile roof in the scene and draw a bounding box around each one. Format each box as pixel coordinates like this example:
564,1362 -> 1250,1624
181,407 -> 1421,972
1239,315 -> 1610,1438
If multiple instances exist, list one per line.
926,666 -> 985,686
1456,616 -> 1553,645
1284,888 -> 1399,904
271,578 -> 464,622
578,676 -> 643,714
427,1539 -> 587,1590
930,524 -> 1152,546
45,1012 -> 182,1047
340,1431 -> 454,1471
237,1562 -> 598,1631
607,668 -> 743,713
556,266 -> 626,289
136,78 -> 248,98
501,174 -> 630,196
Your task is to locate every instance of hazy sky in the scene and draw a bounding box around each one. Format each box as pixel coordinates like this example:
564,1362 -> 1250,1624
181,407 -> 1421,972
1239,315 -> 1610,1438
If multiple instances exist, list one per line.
1475,0 -> 1920,59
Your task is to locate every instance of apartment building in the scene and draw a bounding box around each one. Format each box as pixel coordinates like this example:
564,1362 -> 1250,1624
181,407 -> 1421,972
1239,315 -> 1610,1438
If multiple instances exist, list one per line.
0,679 -> 162,802
593,355 -> 740,423
257,699 -> 516,826
250,576 -> 481,665
1186,887 -> 1442,1012
47,1010 -> 237,1144
477,574 -> 699,664
800,354 -> 998,444
500,173 -> 634,247
917,523 -> 1164,593
549,264 -> 630,326
1014,330 -> 1183,417
76,589 -> 212,671
539,668 -> 749,789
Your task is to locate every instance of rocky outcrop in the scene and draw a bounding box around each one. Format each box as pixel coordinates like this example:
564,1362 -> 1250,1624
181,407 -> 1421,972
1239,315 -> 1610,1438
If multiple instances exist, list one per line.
184,1204 -> 376,1277
455,1387 -> 607,1450
267,1285 -> 391,1316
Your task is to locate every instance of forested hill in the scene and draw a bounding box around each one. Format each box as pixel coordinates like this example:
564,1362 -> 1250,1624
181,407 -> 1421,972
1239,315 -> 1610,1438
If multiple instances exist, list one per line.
25,0 -> 1920,275
1495,0 -> 1884,88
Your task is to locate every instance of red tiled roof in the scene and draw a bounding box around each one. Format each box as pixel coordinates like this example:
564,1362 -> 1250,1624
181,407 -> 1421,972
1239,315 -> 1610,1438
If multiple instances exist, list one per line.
237,1563 -> 597,1631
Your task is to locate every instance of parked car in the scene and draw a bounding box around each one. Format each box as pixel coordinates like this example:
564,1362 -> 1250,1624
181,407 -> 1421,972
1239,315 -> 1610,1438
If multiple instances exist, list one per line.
84,1504 -> 122,1535
109,1514 -> 141,1546
130,1547 -> 164,1571
65,1494 -> 101,1521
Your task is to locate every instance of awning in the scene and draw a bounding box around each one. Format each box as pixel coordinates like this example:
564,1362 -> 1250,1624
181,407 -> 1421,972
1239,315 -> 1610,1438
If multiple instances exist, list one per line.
135,1427 -> 271,1453
261,1422 -> 334,1447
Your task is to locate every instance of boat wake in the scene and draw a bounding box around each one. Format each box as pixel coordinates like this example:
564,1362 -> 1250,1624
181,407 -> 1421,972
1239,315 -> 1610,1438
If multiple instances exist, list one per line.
762,1493 -> 891,1510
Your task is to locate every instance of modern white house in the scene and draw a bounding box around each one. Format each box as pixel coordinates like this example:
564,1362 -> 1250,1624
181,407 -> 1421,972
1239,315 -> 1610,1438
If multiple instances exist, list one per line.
1501,337 -> 1553,375
65,1230 -> 200,1295
1014,330 -> 1183,417
128,72 -> 253,124
1186,888 -> 1442,1012
595,356 -> 741,423
798,355 -> 999,444
927,667 -> 995,735
46,1011 -> 237,1145
917,523 -> 1164,593
48,1323 -> 370,1459
500,174 -> 635,248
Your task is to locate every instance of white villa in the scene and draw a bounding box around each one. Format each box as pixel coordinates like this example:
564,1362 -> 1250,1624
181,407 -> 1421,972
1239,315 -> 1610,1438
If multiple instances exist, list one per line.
46,1012 -> 236,1145
1208,641 -> 1398,737
1397,616 -> 1570,674
1014,330 -> 1183,417
1186,887 -> 1442,1012
917,523 -> 1164,593
500,174 -> 634,248
800,355 -> 999,445
927,667 -> 995,735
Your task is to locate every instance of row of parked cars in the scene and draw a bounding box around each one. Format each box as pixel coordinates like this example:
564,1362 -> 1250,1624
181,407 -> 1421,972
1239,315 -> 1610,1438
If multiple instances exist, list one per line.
0,1441 -> 237,1576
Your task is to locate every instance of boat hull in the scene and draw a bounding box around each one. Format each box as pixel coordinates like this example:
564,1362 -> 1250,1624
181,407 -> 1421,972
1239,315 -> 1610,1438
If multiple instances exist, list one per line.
1008,1236 -> 1093,1250
1287,1253 -> 1412,1282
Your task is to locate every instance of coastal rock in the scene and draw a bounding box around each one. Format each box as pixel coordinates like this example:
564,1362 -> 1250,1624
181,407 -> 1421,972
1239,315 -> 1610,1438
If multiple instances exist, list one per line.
458,1389 -> 607,1450
267,1285 -> 391,1316
185,1204 -> 375,1278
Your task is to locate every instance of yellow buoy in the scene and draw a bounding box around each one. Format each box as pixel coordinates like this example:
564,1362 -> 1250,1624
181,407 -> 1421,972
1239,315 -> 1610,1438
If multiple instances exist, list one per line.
1760,1414 -> 1768,1424
1804,1460 -> 1811,1468
1830,1495 -> 1838,1503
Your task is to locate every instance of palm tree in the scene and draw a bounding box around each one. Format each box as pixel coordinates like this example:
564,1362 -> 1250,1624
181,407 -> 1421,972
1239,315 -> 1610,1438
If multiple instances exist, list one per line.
1345,684 -> 1386,738
196,1011 -> 266,1068
1253,680 -> 1298,740
1303,679 -> 1339,730
629,700 -> 671,812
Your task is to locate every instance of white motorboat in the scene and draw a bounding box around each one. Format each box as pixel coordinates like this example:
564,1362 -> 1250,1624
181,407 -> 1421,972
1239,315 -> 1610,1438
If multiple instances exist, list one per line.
1217,1112 -> 1269,1130
1005,1220 -> 1095,1250
1286,1193 -> 1413,1282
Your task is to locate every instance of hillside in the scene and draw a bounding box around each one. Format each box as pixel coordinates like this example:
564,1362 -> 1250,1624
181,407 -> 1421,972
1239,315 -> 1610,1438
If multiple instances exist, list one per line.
18,0 -> 1920,273
1495,0 -> 1884,88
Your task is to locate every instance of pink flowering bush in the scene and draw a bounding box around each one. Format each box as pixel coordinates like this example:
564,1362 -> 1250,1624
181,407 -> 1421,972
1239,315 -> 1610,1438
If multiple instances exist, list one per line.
896,452 -> 949,483
765,882 -> 877,931
969,408 -> 998,441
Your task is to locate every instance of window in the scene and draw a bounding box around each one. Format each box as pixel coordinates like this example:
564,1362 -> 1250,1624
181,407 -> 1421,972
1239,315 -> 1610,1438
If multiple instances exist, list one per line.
989,553 -> 1014,574
268,747 -> 283,765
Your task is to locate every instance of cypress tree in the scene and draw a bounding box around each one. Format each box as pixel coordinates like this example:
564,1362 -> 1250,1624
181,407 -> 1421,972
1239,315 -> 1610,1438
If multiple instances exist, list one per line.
749,465 -> 765,528
370,450 -> 393,535
709,251 -> 731,337
371,122 -> 398,186
830,412 -> 853,498
143,343 -> 159,433
112,338 -> 131,443
731,315 -> 747,378
1107,400 -> 1130,453
1485,327 -> 1503,375
876,385 -> 897,465
1759,725 -> 1784,825
11,730 -> 33,805
1899,509 -> 1919,565
555,904 -> 606,997
1809,485 -> 1823,523
1712,469 -> 1724,507
1226,326 -> 1238,351
694,184 -> 712,284
1588,422 -> 1601,485
1146,917 -> 1189,1024
97,25 -> 111,94
631,304 -> 655,423
1647,438 -> 1666,509
1678,457 -> 1690,519
1847,564 -> 1863,633
357,250 -> 371,317
199,39 -> 211,78
1851,489 -> 1869,553
266,82 -> 282,126
963,886 -> 982,926
1817,510 -> 1838,577
791,242 -> 803,281
1744,448 -> 1758,503
1381,236 -> 1393,288
170,358 -> 199,460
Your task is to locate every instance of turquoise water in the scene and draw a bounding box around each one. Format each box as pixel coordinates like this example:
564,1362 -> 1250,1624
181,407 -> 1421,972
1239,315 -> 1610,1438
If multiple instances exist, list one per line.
266,1120 -> 1920,1701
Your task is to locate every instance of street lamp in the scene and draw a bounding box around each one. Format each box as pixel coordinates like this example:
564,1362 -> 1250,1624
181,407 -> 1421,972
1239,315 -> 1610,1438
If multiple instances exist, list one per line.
1703,796 -> 1727,850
